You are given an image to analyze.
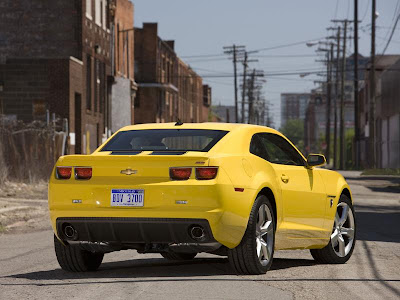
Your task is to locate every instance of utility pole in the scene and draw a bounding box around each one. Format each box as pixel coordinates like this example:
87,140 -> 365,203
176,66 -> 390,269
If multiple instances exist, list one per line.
224,45 -> 245,123
354,0 -> 360,169
369,0 -> 376,168
334,27 -> 341,170
332,19 -> 351,170
248,69 -> 256,124
246,69 -> 264,124
241,52 -> 248,123
239,51 -> 258,123
340,20 -> 348,170
325,44 -> 333,165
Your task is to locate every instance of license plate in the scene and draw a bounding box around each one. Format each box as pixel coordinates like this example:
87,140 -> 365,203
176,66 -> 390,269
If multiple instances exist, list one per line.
111,189 -> 144,207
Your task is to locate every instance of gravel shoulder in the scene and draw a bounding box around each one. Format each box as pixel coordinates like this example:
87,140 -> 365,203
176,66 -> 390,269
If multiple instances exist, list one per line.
0,182 -> 51,234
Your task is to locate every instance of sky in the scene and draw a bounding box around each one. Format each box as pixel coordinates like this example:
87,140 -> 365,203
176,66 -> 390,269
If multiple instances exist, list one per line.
133,0 -> 400,128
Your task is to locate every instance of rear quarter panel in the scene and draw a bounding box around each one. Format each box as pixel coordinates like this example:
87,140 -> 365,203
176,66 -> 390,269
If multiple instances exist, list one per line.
208,127 -> 283,246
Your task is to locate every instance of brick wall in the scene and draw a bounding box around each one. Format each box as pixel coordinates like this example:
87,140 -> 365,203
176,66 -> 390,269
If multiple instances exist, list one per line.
114,0 -> 134,80
134,22 -> 208,125
134,24 -> 158,83
0,0 -> 82,61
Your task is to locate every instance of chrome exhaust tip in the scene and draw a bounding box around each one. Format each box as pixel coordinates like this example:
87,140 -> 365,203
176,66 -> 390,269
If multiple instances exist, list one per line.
63,224 -> 78,240
189,226 -> 205,241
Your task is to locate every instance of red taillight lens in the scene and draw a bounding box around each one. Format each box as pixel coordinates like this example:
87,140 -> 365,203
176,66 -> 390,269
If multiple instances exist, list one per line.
75,167 -> 92,180
170,167 -> 192,180
195,167 -> 218,180
56,167 -> 72,179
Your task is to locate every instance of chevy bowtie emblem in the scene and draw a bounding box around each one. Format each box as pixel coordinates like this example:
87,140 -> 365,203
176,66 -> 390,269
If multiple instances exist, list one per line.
120,169 -> 138,175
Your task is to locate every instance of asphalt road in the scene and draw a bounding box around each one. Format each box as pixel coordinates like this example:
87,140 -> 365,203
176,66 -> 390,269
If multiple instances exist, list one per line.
0,173 -> 399,299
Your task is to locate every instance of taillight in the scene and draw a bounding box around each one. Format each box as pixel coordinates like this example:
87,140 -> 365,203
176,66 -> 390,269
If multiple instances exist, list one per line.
56,167 -> 72,179
170,167 -> 192,181
75,167 -> 92,180
195,167 -> 218,180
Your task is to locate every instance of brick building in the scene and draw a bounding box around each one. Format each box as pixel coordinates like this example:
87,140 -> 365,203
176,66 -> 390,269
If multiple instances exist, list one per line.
110,0 -> 137,132
358,55 -> 400,168
202,85 -> 212,122
0,0 -> 112,154
134,23 -> 210,124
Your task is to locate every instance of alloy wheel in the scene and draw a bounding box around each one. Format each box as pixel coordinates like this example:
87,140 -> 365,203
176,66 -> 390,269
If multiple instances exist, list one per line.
331,202 -> 355,257
255,204 -> 274,266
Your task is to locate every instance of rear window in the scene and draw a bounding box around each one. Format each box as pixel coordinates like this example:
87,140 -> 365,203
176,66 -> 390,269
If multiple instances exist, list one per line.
101,129 -> 228,152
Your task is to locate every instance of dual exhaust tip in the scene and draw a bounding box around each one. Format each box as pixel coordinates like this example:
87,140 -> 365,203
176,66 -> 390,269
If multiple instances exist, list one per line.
62,223 -> 207,242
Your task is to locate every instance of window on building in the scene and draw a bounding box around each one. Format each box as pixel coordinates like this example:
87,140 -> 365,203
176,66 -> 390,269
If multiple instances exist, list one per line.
134,60 -> 139,78
99,62 -> 105,113
100,0 -> 103,26
94,58 -> 99,112
134,95 -> 140,108
86,55 -> 92,110
95,0 -> 101,26
102,0 -> 107,30
86,0 -> 92,19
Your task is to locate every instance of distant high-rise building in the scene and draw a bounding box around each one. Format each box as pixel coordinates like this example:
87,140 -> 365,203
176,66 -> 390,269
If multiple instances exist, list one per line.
280,93 -> 311,128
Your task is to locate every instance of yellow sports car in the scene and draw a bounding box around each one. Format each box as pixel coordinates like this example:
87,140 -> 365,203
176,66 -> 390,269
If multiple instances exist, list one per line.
49,122 -> 356,275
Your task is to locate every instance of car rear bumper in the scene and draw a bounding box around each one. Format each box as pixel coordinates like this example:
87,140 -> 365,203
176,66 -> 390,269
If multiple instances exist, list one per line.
49,178 -> 258,248
56,217 -> 216,244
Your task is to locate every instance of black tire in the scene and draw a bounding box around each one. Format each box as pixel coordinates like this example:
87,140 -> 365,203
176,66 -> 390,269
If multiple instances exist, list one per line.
161,251 -> 197,260
310,194 -> 356,264
228,195 -> 276,275
54,235 -> 104,272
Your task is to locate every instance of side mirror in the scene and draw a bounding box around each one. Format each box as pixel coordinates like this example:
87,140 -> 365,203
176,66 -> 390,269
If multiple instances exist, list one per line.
306,154 -> 326,168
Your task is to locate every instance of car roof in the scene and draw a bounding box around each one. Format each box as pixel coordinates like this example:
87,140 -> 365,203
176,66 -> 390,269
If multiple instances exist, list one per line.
119,122 -> 279,133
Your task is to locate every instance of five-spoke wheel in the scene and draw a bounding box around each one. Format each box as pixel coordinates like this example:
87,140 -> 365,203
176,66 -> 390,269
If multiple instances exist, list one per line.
256,204 -> 274,266
331,202 -> 355,257
311,194 -> 356,264
228,195 -> 275,274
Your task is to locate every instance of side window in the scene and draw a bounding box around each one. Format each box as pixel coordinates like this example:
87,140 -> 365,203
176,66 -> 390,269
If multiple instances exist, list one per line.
250,134 -> 269,161
255,133 -> 305,166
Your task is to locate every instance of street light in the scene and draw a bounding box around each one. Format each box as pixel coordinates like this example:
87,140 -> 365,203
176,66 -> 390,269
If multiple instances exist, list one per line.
306,41 -> 319,47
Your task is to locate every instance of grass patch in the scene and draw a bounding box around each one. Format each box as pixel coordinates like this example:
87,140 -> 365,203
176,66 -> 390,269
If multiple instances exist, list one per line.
0,223 -> 6,233
361,169 -> 400,176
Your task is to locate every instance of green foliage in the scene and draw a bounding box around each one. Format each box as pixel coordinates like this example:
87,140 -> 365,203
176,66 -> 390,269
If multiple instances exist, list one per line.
362,169 -> 400,176
345,129 -> 355,169
280,119 -> 304,152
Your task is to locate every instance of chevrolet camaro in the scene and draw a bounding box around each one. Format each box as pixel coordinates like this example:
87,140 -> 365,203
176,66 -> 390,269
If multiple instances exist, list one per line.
49,122 -> 356,275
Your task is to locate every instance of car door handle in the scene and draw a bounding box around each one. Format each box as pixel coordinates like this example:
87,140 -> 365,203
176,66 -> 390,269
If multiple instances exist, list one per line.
281,174 -> 289,183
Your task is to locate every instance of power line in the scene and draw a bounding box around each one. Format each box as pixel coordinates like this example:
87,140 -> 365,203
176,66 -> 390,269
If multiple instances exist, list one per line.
251,37 -> 327,52
253,54 -> 318,58
380,13 -> 400,55
180,53 -> 226,59
334,0 -> 340,19
361,0 -> 370,22
182,36 -> 329,60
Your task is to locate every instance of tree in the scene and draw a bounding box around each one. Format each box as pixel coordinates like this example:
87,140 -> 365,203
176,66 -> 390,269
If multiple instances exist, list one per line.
280,119 -> 304,153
